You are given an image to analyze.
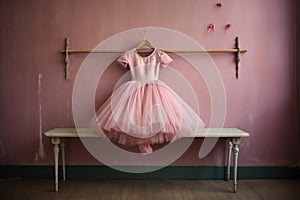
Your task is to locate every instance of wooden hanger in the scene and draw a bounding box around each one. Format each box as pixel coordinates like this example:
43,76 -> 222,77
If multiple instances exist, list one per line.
135,39 -> 154,50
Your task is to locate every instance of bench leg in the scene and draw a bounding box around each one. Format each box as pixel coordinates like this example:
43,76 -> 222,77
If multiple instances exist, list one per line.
51,138 -> 61,192
61,139 -> 66,181
226,139 -> 233,181
232,137 -> 240,193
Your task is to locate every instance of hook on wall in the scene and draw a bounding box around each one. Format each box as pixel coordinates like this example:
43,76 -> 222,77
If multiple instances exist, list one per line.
143,31 -> 148,40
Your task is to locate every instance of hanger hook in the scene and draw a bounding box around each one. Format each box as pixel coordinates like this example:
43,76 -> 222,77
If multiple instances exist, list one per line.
143,31 -> 148,40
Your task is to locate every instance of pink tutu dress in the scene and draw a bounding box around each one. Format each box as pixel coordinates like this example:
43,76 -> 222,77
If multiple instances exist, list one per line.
90,48 -> 205,153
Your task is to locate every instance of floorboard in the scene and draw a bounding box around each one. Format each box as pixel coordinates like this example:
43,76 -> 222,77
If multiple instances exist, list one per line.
0,179 -> 299,200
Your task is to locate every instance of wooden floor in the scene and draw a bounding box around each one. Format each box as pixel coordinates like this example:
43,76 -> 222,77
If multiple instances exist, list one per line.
0,179 -> 299,200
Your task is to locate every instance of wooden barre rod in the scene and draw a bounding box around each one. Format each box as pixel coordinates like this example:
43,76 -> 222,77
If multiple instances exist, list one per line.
61,49 -> 247,53
62,36 -> 247,80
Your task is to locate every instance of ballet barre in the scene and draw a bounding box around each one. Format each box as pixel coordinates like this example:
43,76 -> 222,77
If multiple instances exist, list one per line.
61,37 -> 247,80
43,128 -> 250,192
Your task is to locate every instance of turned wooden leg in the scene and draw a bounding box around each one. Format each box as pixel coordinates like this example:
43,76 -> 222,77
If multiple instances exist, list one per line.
51,138 -> 61,192
232,137 -> 240,193
226,139 -> 233,181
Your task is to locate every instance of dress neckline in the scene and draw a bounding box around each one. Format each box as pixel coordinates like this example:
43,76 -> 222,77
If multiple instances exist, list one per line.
135,48 -> 156,58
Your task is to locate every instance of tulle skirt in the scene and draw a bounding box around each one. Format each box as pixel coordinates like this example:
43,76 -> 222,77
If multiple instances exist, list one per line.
89,80 -> 205,152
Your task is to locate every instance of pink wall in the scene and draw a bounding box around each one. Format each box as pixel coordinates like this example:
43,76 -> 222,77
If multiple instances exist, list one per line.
0,0 -> 298,166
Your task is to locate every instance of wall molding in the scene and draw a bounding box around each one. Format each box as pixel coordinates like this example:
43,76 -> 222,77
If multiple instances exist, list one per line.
0,165 -> 299,180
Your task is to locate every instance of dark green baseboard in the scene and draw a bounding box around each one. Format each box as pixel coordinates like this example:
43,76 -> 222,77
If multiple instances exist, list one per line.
0,165 -> 299,180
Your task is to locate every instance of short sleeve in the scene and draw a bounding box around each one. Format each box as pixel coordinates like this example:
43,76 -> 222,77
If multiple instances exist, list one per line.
159,51 -> 173,67
116,52 -> 129,68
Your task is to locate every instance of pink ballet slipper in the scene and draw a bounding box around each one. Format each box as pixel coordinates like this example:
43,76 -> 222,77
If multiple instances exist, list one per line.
207,23 -> 215,32
225,24 -> 232,33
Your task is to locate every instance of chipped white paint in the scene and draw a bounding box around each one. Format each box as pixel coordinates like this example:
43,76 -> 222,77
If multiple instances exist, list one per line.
66,100 -> 70,118
245,112 -> 256,159
36,73 -> 45,161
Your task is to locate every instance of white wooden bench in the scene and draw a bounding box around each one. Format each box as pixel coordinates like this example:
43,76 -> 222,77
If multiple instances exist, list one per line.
44,128 -> 249,192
